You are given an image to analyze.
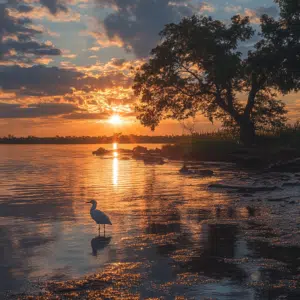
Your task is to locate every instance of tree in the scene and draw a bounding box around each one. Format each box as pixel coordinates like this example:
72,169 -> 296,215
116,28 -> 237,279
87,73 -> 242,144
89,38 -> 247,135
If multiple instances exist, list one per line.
275,0 -> 300,19
133,12 -> 299,145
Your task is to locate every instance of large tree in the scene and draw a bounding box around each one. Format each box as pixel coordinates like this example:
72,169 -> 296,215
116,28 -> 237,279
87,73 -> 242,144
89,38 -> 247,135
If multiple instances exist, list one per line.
133,8 -> 300,145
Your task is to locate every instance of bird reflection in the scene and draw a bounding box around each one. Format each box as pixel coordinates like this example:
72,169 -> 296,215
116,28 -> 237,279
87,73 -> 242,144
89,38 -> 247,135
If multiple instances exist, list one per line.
91,236 -> 112,256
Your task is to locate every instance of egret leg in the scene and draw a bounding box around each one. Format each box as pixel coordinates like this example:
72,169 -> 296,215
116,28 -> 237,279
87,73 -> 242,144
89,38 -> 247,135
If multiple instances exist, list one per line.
104,224 -> 105,237
98,224 -> 101,236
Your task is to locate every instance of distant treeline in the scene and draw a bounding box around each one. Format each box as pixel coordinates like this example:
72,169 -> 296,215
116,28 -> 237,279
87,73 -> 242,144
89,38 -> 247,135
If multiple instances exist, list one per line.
0,133 -> 229,144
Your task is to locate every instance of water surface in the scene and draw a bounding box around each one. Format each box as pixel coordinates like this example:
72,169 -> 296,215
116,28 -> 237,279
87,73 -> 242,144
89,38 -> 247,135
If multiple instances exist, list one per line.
0,144 -> 299,299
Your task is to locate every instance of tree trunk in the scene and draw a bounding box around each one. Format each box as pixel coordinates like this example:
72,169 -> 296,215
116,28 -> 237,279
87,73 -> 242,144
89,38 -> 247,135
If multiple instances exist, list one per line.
239,118 -> 255,146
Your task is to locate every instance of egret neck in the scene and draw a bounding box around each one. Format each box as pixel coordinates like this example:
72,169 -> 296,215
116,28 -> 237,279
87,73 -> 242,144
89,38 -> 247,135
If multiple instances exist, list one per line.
90,201 -> 97,212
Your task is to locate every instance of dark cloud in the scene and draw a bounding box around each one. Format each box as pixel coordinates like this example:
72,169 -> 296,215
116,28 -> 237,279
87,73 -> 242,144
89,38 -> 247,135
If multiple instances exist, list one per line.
0,102 -> 79,118
39,0 -> 68,15
0,65 -> 132,96
17,4 -> 34,13
0,102 -> 133,120
97,1 -> 278,58
0,3 -> 61,64
0,65 -> 81,96
2,40 -> 61,56
110,58 -> 127,66
63,112 -> 110,120
97,0 -> 195,57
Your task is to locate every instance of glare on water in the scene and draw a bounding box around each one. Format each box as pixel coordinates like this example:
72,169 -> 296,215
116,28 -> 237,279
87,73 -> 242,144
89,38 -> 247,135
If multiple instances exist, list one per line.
112,157 -> 118,186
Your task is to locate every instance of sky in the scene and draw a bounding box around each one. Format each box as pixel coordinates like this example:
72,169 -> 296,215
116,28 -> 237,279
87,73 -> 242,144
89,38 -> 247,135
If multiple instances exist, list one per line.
0,0 -> 299,137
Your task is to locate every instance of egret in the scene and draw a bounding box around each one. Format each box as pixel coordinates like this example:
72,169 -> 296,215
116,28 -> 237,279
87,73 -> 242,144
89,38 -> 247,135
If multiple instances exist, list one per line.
86,200 -> 112,236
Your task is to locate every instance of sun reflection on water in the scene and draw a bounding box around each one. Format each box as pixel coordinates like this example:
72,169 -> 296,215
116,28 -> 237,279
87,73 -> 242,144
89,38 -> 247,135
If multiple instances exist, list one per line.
112,157 -> 118,186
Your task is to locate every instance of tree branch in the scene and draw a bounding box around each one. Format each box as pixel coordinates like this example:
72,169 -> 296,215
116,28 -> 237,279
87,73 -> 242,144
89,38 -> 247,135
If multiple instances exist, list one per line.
215,85 -> 240,121
178,62 -> 203,84
244,72 -> 263,117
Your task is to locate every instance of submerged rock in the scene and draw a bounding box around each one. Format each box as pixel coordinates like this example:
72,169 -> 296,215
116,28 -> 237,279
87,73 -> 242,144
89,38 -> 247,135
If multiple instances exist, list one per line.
179,165 -> 214,177
267,197 -> 290,202
282,182 -> 300,187
132,145 -> 148,155
92,147 -> 109,156
143,156 -> 165,165
208,183 -> 278,192
193,169 -> 214,176
268,158 -> 300,173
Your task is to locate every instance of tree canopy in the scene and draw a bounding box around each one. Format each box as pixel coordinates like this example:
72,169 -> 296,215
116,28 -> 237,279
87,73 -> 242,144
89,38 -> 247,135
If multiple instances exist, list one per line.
133,3 -> 300,145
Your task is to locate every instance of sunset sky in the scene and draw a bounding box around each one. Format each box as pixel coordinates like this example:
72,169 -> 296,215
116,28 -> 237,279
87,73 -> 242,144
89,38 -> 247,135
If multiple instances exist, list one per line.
0,0 -> 299,136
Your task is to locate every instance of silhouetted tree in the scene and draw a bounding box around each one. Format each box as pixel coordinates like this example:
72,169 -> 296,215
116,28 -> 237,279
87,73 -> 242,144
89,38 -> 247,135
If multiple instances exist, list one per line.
133,9 -> 299,145
276,0 -> 300,19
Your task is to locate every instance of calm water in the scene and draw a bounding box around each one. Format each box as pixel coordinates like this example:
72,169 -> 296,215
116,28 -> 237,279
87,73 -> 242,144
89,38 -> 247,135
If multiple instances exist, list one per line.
0,144 -> 299,299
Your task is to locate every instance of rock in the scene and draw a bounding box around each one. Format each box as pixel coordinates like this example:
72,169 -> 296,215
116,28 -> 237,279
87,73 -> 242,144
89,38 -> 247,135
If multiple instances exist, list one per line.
118,149 -> 132,155
92,147 -> 109,156
148,148 -> 162,155
143,156 -> 165,165
194,169 -> 214,176
132,146 -> 148,159
120,157 -> 131,160
268,158 -> 300,173
161,144 -> 184,160
133,146 -> 148,154
246,206 -> 256,217
179,166 -> 213,177
282,182 -> 300,187
208,183 -> 278,192
179,165 -> 189,174
267,197 -> 289,202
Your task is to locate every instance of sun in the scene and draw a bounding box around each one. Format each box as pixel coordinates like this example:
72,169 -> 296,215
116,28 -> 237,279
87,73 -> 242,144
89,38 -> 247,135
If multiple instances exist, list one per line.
109,114 -> 122,125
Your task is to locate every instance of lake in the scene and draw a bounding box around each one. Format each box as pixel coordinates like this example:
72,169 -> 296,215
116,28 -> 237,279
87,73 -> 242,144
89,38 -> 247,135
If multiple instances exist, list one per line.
0,144 -> 300,299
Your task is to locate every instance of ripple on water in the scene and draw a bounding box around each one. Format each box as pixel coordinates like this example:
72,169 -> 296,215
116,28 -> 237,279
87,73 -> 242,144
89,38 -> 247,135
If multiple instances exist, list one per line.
1,144 -> 300,299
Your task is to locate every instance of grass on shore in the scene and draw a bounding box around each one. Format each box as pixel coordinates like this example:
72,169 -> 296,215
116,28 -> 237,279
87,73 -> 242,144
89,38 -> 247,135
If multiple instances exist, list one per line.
163,123 -> 300,164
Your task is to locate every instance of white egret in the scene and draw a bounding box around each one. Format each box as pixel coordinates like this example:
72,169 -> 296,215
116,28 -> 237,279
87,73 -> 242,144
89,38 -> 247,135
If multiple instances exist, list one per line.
86,200 -> 112,236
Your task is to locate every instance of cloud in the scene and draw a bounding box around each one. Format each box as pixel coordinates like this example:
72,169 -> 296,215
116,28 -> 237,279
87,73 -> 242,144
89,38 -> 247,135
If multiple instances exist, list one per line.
224,5 -> 242,13
0,102 -> 79,118
39,0 -> 68,15
63,112 -> 109,119
0,65 -> 81,96
2,39 -> 61,55
0,2 -> 62,65
244,6 -> 278,23
0,64 -> 133,97
8,4 -> 80,23
17,4 -> 34,13
96,0 -> 197,57
85,30 -> 124,49
109,58 -> 127,66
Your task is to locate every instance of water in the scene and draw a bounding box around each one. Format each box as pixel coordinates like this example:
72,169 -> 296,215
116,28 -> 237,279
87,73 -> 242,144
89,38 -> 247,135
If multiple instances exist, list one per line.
0,144 -> 299,299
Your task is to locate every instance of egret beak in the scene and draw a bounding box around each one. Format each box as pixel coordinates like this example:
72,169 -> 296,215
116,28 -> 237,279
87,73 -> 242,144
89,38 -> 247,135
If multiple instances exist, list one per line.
86,201 -> 91,203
